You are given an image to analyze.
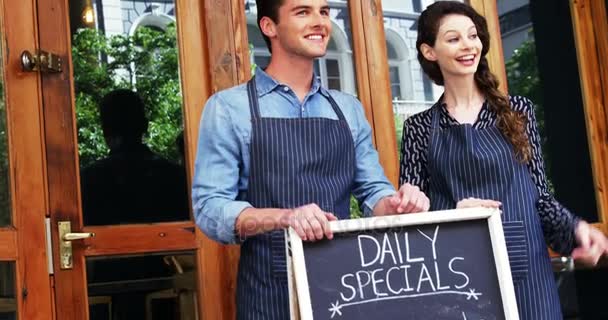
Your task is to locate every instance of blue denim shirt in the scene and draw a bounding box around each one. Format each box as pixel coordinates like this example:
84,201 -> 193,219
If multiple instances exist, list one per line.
192,68 -> 395,244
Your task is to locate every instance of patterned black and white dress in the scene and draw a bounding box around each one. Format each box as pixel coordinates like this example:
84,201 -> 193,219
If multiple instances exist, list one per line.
399,95 -> 579,319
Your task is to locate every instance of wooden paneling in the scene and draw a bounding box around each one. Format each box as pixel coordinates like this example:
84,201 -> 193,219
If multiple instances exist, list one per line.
2,0 -> 54,318
35,0 -> 223,318
82,223 -> 197,256
36,0 -> 88,316
174,2 -> 220,318
587,0 -> 608,229
591,0 -> 608,130
349,0 -> 398,187
570,0 -> 608,231
191,0 -> 252,319
348,1 -> 374,145
0,231 -> 16,260
467,0 -> 508,93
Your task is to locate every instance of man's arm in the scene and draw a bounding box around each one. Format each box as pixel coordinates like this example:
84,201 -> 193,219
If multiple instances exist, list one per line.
193,94 -> 337,243
236,204 -> 337,241
347,96 -> 429,216
192,94 -> 252,244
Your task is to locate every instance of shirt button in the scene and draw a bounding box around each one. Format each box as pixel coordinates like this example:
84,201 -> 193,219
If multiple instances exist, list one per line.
283,86 -> 289,92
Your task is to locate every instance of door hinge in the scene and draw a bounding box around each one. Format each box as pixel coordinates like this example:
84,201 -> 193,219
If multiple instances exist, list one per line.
20,50 -> 63,73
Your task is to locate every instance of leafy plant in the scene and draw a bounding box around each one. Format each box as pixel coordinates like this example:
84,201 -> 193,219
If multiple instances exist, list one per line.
505,38 -> 553,186
72,24 -> 183,168
0,60 -> 9,226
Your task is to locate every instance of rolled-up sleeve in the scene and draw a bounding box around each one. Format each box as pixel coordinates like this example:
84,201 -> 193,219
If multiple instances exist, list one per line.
192,94 -> 252,244
348,97 -> 395,216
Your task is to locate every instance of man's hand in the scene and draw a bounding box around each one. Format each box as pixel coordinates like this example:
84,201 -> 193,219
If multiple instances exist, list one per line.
375,183 -> 430,215
456,197 -> 502,209
280,203 -> 337,241
572,220 -> 608,266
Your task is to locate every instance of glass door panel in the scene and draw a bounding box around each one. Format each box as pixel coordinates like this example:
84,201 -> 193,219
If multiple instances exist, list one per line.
0,13 -> 9,228
87,251 -> 198,320
379,1 -> 438,172
500,1 -> 597,222
37,0 -> 207,319
0,263 -> 16,320
71,0 -> 190,226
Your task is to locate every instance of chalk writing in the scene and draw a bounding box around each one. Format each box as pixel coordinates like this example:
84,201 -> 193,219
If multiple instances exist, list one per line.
331,226 -> 481,318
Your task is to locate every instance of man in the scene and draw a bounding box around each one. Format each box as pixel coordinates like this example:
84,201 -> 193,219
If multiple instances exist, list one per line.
192,0 -> 430,318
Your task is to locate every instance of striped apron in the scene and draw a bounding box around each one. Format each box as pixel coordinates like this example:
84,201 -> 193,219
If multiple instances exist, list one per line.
426,105 -> 562,319
236,77 -> 355,319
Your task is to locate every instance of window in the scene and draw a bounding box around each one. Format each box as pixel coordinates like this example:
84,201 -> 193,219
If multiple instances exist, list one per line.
413,0 -> 422,13
247,24 -> 270,69
385,29 -> 413,101
389,66 -> 400,99
422,72 -> 434,101
496,1 -> 608,317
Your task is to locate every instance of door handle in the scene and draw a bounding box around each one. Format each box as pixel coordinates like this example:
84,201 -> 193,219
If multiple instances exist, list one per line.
20,50 -> 63,73
58,221 -> 95,269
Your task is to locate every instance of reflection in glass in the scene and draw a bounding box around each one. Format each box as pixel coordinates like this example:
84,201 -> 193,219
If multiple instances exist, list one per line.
70,0 -> 189,225
500,1 -> 597,222
0,263 -> 17,320
245,0 -> 358,95
0,19 -> 11,227
381,2 -> 441,154
87,252 -> 198,320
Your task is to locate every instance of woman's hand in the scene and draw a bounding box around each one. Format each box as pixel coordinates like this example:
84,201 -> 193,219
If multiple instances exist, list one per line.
456,197 -> 502,209
374,183 -> 430,216
572,220 -> 608,266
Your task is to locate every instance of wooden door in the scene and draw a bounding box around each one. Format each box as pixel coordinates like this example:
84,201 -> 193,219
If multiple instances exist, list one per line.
34,0 -> 235,318
0,0 -> 55,318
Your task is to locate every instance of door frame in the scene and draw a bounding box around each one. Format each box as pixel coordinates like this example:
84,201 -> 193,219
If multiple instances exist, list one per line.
36,0 -> 221,319
29,0 -> 608,319
0,0 -> 54,318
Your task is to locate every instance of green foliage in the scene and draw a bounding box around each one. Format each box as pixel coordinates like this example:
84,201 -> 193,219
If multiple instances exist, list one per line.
505,39 -> 544,133
72,24 -> 183,168
395,114 -> 405,162
0,41 -> 10,226
250,43 -> 257,76
350,195 -> 362,218
505,38 -> 553,189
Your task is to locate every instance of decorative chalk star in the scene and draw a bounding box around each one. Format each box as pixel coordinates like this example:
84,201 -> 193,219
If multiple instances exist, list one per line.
328,300 -> 343,318
465,288 -> 483,300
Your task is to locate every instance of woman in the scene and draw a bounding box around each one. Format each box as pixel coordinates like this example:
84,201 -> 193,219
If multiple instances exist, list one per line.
399,2 -> 608,319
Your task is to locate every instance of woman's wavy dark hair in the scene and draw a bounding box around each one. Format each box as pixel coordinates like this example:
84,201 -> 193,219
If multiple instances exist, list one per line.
416,1 -> 531,162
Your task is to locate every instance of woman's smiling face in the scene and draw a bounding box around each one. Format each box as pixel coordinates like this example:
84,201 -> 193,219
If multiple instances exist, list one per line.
421,14 -> 483,80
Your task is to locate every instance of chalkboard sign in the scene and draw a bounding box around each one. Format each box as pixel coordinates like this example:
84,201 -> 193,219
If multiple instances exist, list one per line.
287,208 -> 518,320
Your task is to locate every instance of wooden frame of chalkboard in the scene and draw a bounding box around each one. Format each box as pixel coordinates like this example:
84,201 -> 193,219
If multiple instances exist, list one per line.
287,207 -> 519,320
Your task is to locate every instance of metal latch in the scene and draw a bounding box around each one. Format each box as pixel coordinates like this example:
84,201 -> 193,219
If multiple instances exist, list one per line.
58,221 -> 94,269
20,50 -> 63,73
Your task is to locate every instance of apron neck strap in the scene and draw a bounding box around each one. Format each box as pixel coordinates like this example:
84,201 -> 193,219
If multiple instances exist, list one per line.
324,91 -> 347,122
247,76 -> 348,122
431,103 -> 442,130
247,77 -> 262,120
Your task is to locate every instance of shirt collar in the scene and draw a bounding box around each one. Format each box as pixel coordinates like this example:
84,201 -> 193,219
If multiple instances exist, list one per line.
254,67 -> 325,97
435,95 -> 491,127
